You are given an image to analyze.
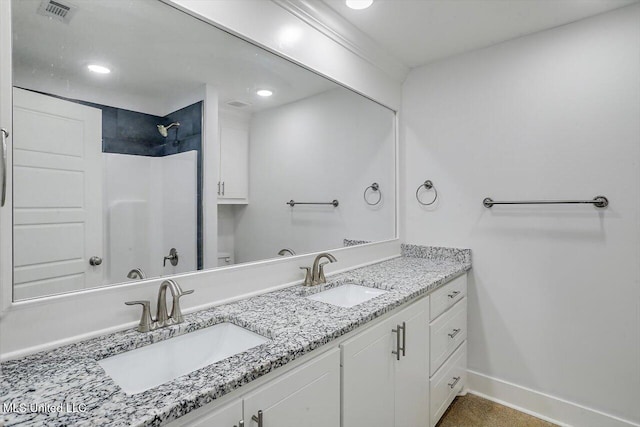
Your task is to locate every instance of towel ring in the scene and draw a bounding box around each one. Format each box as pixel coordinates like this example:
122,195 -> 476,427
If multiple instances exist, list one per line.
416,180 -> 438,206
364,182 -> 382,206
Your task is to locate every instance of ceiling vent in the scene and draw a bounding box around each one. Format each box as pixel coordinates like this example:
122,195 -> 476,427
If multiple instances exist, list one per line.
37,0 -> 77,24
226,100 -> 252,109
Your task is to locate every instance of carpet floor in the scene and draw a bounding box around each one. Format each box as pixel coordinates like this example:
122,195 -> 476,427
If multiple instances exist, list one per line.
436,394 -> 558,427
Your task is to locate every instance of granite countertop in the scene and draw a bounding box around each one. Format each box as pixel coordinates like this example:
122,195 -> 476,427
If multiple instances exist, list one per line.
1,245 -> 471,427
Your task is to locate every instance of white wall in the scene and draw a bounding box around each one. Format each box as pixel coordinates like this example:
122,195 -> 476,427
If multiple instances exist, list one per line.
234,88 -> 395,263
402,4 -> 640,425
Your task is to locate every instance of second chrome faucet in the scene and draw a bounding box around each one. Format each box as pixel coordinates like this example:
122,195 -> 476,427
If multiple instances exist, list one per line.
300,253 -> 337,286
125,279 -> 194,332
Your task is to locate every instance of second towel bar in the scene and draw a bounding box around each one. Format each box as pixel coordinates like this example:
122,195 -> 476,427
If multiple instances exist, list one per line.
287,199 -> 339,207
483,196 -> 608,208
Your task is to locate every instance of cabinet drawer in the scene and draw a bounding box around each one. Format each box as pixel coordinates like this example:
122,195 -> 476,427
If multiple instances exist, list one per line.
430,342 -> 466,427
430,297 -> 466,375
430,274 -> 466,321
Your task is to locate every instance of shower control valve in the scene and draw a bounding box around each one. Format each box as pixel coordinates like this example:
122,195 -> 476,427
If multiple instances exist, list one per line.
163,248 -> 179,267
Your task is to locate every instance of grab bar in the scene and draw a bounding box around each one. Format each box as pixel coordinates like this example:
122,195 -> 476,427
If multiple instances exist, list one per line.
286,199 -> 339,207
483,196 -> 608,209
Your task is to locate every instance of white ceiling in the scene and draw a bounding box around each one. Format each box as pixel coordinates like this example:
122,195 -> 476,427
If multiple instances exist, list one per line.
13,0 -> 639,114
12,0 -> 337,116
322,0 -> 639,68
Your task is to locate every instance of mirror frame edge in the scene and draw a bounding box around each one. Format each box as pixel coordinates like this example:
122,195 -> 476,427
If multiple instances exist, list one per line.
0,0 -> 14,316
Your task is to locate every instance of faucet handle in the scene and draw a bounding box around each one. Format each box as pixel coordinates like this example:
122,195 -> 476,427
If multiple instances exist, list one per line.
300,267 -> 313,286
170,289 -> 194,324
125,300 -> 155,332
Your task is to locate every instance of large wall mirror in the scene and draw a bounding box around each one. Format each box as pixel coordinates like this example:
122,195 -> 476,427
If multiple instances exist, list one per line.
10,0 -> 396,301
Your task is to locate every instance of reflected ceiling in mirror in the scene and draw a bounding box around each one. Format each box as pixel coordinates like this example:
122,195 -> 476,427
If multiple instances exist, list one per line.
11,0 -> 396,301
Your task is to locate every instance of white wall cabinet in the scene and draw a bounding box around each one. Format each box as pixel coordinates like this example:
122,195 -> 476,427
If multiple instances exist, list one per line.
168,348 -> 340,427
341,296 -> 430,427
218,122 -> 248,204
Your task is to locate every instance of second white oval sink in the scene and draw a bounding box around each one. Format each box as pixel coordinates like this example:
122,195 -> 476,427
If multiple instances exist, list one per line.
98,322 -> 268,394
306,284 -> 388,308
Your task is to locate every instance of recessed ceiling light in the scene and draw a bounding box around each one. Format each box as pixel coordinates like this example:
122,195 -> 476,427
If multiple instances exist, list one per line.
346,0 -> 373,10
256,89 -> 273,97
87,64 -> 111,74
279,26 -> 302,45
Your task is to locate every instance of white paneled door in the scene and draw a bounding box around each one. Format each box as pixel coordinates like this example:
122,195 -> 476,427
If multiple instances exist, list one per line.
12,88 -> 103,300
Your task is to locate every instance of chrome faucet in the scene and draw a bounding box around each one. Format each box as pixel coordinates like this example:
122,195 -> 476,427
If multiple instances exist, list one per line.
125,279 -> 193,332
301,253 -> 337,286
127,268 -> 147,280
278,248 -> 296,256
156,279 -> 193,325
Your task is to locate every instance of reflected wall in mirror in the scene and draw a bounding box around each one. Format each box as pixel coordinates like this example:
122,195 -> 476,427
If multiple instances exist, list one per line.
11,0 -> 396,301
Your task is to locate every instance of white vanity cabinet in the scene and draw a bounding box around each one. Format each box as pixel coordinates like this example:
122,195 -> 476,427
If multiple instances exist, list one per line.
428,274 -> 468,427
341,296 -> 430,427
167,348 -> 340,427
218,120 -> 249,204
164,274 -> 469,427
172,400 -> 243,427
243,347 -> 340,426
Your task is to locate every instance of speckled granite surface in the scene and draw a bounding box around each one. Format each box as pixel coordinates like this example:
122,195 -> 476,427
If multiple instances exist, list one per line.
402,243 -> 472,264
343,239 -> 371,247
1,247 -> 471,427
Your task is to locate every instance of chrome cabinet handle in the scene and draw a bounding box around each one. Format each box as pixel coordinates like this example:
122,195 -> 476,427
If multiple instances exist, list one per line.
448,328 -> 461,339
1,128 -> 8,207
448,376 -> 461,389
235,420 -> 245,427
222,181 -> 225,195
399,321 -> 406,356
392,325 -> 400,360
392,323 -> 404,360
251,410 -> 263,427
448,291 -> 460,299
217,181 -> 220,195
89,256 -> 103,266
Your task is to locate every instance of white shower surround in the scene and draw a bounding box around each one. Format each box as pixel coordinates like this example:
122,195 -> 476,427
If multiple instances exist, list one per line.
104,151 -> 197,283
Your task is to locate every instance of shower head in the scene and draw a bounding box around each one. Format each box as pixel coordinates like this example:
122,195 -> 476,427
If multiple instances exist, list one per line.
157,122 -> 180,137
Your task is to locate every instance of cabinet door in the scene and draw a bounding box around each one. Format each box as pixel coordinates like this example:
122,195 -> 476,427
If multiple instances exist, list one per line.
395,297 -> 429,427
243,348 -> 340,427
219,124 -> 248,201
341,315 -> 397,427
165,399 -> 242,427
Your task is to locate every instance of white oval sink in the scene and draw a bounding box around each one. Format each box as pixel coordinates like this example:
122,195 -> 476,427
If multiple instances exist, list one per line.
306,284 -> 388,308
98,323 -> 268,394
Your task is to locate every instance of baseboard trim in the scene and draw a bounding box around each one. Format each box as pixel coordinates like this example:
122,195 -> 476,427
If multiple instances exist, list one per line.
466,370 -> 640,427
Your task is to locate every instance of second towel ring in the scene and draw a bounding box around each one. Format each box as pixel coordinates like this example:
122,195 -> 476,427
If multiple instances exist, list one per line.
416,180 -> 438,206
364,182 -> 382,206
